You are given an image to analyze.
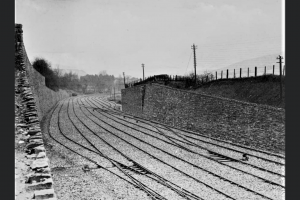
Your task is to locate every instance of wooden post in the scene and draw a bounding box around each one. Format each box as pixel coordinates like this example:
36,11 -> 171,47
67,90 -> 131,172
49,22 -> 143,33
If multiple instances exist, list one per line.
264,66 -> 266,75
142,64 -> 145,81
273,65 -> 275,75
240,68 -> 242,78
248,68 -> 249,77
226,69 -> 228,79
234,69 -> 235,78
216,71 -> 217,80
277,55 -> 283,102
123,72 -> 126,88
255,67 -> 257,77
192,44 -> 197,85
206,75 -> 208,82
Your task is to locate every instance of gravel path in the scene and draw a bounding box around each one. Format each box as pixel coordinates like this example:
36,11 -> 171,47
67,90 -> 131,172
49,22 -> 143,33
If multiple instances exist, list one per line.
42,94 -> 285,200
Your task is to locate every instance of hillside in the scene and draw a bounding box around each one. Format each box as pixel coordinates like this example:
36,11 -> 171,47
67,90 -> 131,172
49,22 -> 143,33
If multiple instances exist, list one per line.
194,75 -> 285,109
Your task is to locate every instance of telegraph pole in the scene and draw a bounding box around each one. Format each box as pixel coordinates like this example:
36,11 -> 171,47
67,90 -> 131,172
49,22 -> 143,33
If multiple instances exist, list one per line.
191,44 -> 197,85
142,64 -> 145,81
276,55 -> 284,102
123,72 -> 126,88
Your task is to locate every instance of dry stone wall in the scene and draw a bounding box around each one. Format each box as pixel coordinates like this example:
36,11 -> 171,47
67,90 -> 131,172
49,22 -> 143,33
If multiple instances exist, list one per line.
15,23 -> 59,200
17,26 -> 69,120
122,83 -> 285,154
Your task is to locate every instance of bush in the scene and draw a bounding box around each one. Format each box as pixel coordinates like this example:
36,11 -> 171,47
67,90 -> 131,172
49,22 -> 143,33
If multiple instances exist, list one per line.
72,93 -> 78,96
32,57 -> 59,91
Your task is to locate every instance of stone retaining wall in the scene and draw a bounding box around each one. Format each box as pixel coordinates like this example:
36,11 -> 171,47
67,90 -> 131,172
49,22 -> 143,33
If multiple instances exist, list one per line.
121,83 -> 285,154
15,23 -> 70,200
21,44 -> 69,121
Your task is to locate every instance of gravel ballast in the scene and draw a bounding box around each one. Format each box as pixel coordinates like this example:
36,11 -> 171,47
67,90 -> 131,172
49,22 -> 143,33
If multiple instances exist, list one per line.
41,95 -> 285,200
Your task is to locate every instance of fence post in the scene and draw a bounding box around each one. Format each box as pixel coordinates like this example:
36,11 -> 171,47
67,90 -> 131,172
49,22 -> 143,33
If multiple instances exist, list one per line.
255,66 -> 257,77
221,71 -> 223,79
264,66 -> 266,75
234,69 -> 235,78
248,68 -> 249,77
216,71 -> 217,80
273,65 -> 275,75
240,68 -> 242,78
226,69 -> 228,79
206,75 -> 208,82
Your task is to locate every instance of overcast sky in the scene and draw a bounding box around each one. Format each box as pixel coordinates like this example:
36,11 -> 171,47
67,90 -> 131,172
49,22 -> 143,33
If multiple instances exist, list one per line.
16,0 -> 284,78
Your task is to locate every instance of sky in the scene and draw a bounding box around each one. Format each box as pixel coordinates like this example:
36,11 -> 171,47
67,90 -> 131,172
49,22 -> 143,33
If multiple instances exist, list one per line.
16,0 -> 284,79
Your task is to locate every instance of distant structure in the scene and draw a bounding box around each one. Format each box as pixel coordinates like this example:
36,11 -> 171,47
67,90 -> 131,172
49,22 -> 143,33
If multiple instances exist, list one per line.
191,44 -> 197,85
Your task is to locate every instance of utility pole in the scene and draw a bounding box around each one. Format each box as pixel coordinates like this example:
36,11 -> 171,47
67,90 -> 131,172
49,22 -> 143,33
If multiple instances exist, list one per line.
123,72 -> 126,88
277,55 -> 284,102
142,64 -> 145,81
191,44 -> 197,85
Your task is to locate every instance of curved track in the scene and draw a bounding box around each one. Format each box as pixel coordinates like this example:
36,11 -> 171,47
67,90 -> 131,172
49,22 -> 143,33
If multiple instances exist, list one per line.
46,94 -> 285,200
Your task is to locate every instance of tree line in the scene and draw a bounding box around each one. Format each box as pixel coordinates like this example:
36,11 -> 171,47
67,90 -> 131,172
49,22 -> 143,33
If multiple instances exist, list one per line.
32,57 -> 138,93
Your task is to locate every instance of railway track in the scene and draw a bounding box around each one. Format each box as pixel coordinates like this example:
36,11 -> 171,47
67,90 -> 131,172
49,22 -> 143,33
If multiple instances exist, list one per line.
86,96 -> 284,175
92,95 -> 284,161
75,96 -> 283,199
49,101 -> 172,200
70,98 -> 233,200
49,99 -> 213,199
46,95 -> 285,199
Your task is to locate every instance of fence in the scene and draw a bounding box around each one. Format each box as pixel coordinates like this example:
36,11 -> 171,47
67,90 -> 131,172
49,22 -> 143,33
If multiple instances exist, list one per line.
126,64 -> 286,88
126,74 -> 195,88
214,64 -> 286,80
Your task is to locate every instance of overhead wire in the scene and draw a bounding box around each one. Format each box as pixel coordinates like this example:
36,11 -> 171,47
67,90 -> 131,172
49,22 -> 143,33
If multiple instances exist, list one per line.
184,52 -> 193,75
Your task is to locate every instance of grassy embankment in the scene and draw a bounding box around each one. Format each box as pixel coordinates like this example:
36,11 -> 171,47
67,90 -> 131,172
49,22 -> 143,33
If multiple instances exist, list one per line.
193,75 -> 285,108
166,75 -> 285,109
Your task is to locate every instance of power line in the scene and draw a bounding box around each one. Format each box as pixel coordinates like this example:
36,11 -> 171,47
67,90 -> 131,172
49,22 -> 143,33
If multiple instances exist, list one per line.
184,52 -> 193,74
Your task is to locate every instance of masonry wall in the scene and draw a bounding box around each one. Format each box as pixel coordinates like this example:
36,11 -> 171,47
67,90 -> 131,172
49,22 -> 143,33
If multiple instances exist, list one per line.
122,83 -> 285,154
17,27 -> 69,120
15,23 -> 59,199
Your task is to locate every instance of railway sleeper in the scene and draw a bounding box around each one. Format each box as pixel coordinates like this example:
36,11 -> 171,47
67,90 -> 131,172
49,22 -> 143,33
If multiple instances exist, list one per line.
207,151 -> 237,163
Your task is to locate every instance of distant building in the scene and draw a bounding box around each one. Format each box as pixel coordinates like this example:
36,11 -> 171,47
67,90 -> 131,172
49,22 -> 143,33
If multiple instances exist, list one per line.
86,85 -> 96,93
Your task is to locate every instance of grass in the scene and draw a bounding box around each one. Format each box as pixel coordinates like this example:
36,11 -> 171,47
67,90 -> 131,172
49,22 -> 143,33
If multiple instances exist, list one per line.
159,75 -> 285,108
194,75 -> 285,108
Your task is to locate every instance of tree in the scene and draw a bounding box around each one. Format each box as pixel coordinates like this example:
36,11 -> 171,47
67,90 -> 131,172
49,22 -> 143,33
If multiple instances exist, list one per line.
32,57 -> 59,91
53,65 -> 63,88
188,70 -> 214,85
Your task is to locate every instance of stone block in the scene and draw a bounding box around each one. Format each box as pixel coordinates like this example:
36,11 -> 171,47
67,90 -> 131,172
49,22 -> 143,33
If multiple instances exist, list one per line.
31,158 -> 49,170
25,154 -> 37,159
35,167 -> 51,174
33,146 -> 46,154
36,152 -> 46,159
26,141 -> 43,150
29,139 -> 44,144
27,130 -> 41,136
30,135 -> 43,140
27,178 -> 53,190
33,188 -> 55,199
